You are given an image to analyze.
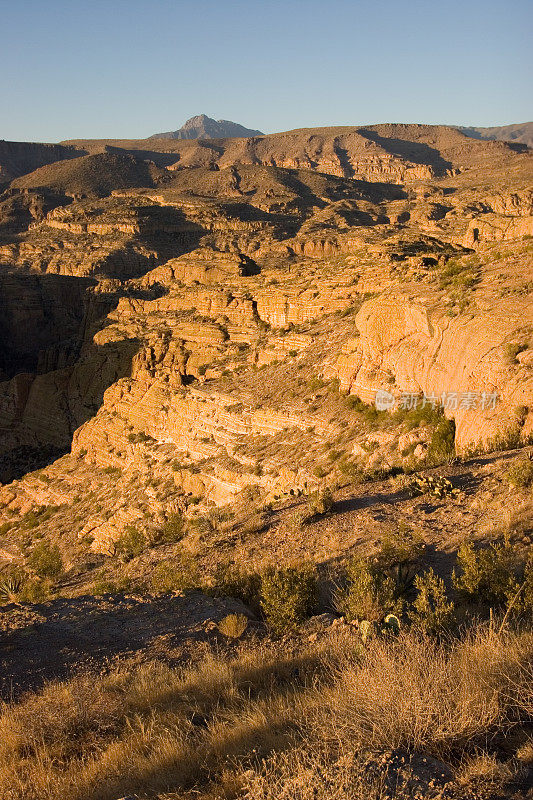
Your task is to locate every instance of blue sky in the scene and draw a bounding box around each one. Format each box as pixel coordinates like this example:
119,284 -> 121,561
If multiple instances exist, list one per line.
2,0 -> 532,142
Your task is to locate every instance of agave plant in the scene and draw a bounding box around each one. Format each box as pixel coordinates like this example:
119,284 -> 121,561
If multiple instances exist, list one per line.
0,569 -> 25,604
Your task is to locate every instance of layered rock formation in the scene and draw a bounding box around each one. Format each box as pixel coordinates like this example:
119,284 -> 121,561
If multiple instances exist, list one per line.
0,122 -> 531,549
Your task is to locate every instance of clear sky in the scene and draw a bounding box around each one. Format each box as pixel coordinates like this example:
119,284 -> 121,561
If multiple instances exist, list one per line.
2,0 -> 532,142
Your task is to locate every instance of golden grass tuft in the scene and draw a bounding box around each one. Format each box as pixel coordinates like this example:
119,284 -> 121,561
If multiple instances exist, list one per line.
0,625 -> 530,799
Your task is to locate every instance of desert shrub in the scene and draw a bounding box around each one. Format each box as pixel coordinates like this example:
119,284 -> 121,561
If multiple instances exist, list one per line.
345,394 -> 367,412
115,526 -> 146,560
505,342 -> 528,364
438,258 -> 480,291
426,418 -> 456,464
309,488 -> 334,516
507,456 -> 533,488
452,537 -> 522,609
217,613 -> 249,639
154,513 -> 185,544
376,524 -> 425,598
307,377 -> 326,391
338,458 -> 362,479
409,569 -> 454,633
394,402 -> 443,429
27,542 -> 63,579
150,551 -> 199,594
18,577 -> 52,603
91,577 -> 132,596
337,557 -> 397,622
102,466 -> 121,476
20,510 -> 40,530
211,561 -> 262,610
260,565 -> 317,634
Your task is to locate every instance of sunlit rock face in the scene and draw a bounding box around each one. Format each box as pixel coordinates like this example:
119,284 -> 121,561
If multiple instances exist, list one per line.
0,121 -> 531,541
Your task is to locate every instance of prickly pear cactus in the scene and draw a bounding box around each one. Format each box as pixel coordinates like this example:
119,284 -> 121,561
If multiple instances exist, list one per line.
382,613 -> 400,635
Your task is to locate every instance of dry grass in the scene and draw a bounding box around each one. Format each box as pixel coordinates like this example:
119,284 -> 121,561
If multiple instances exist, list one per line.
0,625 -> 531,799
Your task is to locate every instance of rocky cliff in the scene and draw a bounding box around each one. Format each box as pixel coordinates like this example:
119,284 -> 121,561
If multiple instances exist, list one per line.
0,122 -> 531,550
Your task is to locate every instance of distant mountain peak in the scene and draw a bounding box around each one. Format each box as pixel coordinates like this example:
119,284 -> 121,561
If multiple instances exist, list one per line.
456,122 -> 533,149
149,115 -> 263,141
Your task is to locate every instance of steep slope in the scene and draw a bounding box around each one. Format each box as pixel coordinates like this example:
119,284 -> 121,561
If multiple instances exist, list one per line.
10,152 -> 168,198
0,140 -> 85,183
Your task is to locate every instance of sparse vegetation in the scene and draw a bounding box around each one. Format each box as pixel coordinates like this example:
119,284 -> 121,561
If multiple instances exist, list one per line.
149,550 -> 200,593
115,525 -> 146,560
1,115 -> 533,800
0,623 -> 530,800
438,256 -> 480,291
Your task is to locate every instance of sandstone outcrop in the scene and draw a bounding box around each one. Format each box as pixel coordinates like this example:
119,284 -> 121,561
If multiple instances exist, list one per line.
0,122 -> 531,548
333,291 -> 533,448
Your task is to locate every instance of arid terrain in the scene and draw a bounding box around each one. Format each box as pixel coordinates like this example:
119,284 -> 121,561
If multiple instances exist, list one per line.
0,121 -> 532,800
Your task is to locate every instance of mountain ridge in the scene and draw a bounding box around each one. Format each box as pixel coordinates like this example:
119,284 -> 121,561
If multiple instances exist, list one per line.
457,121 -> 533,149
149,113 -> 264,141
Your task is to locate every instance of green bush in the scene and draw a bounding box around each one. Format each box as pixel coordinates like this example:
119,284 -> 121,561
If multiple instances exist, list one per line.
452,537 -> 521,608
155,513 -> 185,544
260,565 -> 317,635
376,525 -> 425,597
211,561 -> 261,610
115,526 -> 146,560
27,542 -> 63,579
337,557 -> 396,622
150,551 -> 199,594
507,457 -> 533,489
309,487 -> 334,516
409,569 -> 454,633
91,576 -> 132,596
426,418 -> 456,464
18,577 -> 52,603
